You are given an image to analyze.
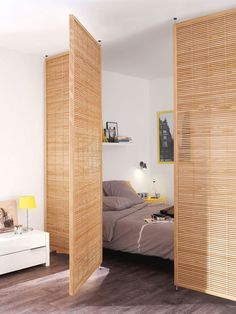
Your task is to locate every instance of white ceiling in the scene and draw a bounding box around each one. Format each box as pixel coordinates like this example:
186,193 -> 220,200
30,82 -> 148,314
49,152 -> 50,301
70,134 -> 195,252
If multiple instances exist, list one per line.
0,0 -> 235,79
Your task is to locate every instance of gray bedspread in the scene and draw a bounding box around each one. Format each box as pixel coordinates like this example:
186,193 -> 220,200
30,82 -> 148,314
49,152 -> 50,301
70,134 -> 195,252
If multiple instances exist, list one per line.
103,203 -> 173,260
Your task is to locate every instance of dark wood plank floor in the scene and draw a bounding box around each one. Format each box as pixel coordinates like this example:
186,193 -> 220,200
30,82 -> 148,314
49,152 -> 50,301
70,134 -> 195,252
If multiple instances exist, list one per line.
0,250 -> 235,314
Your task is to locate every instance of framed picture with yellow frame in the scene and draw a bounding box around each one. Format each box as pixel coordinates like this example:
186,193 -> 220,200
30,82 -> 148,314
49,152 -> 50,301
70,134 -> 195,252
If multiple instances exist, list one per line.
157,110 -> 174,164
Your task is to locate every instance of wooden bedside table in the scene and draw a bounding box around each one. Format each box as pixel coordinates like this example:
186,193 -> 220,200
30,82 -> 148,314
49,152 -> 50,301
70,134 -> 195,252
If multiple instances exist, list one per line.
144,196 -> 167,204
0,230 -> 50,275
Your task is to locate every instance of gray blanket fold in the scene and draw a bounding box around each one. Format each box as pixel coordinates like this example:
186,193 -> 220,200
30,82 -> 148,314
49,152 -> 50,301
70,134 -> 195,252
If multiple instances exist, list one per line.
103,203 -> 174,260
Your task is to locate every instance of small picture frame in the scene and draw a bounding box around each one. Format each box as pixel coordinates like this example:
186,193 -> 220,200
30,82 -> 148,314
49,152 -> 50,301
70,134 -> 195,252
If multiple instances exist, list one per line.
106,122 -> 119,142
0,200 -> 18,233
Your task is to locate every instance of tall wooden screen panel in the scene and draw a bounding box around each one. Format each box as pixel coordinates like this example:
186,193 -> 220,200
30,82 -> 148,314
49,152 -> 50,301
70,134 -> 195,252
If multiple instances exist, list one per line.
45,15 -> 102,296
45,53 -> 70,253
69,15 -> 102,296
174,9 -> 236,301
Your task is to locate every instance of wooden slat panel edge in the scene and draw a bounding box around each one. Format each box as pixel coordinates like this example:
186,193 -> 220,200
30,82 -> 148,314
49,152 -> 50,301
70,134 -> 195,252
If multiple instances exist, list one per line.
179,283 -> 236,302
46,52 -> 69,61
44,57 -> 47,232
173,22 -> 179,287
69,14 -> 100,47
69,14 -> 75,295
176,7 -> 236,28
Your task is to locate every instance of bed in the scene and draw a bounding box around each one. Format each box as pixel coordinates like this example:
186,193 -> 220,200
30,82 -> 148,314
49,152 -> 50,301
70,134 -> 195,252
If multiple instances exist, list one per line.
103,181 -> 174,260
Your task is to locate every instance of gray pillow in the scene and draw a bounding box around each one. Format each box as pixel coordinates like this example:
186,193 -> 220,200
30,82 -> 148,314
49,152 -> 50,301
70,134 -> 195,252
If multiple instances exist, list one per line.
103,196 -> 134,211
103,181 -> 144,205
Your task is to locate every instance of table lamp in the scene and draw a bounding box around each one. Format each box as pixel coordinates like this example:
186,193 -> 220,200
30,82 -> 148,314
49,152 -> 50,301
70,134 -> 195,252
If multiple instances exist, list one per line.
18,195 -> 36,231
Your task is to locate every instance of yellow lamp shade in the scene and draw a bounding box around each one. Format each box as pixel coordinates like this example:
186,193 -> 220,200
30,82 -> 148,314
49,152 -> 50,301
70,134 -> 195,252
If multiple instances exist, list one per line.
18,196 -> 37,209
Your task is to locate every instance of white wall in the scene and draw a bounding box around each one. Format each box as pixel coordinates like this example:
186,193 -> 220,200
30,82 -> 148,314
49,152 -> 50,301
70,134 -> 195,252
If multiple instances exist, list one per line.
102,70 -> 174,202
0,47 -> 44,230
149,77 -> 174,203
102,71 -> 150,193
147,22 -> 174,204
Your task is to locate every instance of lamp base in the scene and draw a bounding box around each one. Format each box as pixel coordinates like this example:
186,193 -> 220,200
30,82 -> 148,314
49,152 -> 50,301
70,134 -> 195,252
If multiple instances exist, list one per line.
25,208 -> 33,232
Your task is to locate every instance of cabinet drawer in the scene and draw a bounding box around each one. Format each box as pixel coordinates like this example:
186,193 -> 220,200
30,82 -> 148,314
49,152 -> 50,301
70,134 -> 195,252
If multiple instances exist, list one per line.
0,232 -> 46,256
0,247 -> 47,275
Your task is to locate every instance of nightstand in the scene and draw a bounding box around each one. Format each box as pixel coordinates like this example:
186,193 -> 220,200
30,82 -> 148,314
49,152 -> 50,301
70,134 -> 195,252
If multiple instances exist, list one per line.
0,230 -> 50,275
145,196 -> 167,204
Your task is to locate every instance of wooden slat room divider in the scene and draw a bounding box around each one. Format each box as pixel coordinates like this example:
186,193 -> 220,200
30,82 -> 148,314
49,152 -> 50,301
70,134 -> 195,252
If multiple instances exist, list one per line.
45,15 -> 102,296
69,15 -> 102,296
174,9 -> 236,301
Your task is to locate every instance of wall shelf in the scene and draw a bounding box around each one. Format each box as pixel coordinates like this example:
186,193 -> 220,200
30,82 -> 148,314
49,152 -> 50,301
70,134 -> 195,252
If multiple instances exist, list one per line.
102,142 -> 133,146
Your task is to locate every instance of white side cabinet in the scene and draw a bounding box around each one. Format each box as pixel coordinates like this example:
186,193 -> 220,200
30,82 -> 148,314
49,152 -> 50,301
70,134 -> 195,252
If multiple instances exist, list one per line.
0,230 -> 50,275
